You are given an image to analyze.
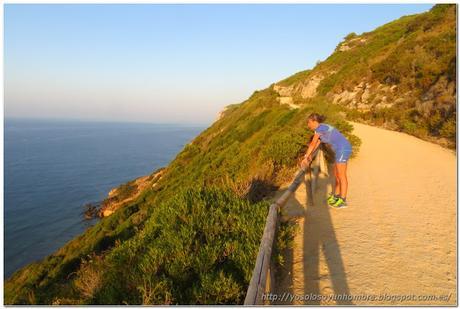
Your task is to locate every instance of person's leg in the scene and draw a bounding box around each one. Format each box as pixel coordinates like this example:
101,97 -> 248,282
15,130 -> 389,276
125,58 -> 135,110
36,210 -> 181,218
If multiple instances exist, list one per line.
335,162 -> 348,199
334,163 -> 341,196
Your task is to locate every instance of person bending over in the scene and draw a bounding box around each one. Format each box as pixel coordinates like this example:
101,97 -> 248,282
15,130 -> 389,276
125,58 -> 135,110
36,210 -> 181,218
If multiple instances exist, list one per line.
301,113 -> 352,208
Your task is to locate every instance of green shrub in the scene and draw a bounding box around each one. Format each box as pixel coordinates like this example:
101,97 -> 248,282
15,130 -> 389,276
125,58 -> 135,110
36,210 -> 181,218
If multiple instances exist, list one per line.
94,188 -> 270,304
440,116 -> 456,139
344,32 -> 358,40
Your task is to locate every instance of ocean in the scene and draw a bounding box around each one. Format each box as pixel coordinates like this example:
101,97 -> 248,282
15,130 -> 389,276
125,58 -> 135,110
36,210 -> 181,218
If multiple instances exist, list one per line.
4,118 -> 204,278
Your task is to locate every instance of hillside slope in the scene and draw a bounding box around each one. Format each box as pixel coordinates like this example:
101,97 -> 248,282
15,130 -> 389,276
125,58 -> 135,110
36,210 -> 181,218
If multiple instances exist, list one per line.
275,4 -> 456,147
5,87 -> 357,306
5,4 -> 455,305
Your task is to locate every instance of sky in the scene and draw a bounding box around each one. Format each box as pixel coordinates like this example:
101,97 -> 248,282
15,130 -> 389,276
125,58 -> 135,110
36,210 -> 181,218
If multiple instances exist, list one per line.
4,3 -> 434,125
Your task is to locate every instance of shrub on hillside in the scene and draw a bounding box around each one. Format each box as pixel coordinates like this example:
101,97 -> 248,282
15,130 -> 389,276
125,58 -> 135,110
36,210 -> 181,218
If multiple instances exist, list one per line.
92,188 -> 270,305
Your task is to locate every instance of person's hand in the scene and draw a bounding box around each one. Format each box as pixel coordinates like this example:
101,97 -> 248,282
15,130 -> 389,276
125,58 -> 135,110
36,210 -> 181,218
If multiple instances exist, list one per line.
300,157 -> 311,169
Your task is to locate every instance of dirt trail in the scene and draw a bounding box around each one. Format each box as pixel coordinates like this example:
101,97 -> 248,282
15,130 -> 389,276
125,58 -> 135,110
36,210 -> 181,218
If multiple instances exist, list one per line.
273,122 -> 456,305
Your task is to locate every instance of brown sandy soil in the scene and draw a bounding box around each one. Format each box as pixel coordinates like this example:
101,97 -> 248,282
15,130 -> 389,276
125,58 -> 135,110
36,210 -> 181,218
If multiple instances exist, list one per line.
273,122 -> 457,305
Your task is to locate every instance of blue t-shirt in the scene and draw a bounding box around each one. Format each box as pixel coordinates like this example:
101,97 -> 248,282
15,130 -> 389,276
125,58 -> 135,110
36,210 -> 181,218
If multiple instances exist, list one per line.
315,123 -> 352,153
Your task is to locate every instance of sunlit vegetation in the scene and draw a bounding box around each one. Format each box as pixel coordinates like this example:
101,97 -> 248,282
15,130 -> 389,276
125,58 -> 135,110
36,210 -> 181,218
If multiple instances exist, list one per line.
5,84 -> 358,304
314,4 -> 456,147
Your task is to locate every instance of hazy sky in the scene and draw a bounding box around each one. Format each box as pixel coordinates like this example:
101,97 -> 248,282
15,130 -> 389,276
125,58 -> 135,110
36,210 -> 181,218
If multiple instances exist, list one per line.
5,4 -> 433,125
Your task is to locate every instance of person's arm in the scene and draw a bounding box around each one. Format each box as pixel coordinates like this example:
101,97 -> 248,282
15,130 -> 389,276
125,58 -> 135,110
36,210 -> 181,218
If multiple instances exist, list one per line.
305,133 -> 321,160
301,133 -> 321,167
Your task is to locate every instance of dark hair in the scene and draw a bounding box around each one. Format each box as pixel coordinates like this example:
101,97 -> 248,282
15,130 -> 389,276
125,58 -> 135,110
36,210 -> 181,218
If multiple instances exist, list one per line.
307,113 -> 326,123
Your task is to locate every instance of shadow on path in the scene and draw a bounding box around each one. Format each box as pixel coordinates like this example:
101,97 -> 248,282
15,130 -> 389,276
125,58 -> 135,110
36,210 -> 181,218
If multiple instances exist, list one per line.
303,166 -> 352,305
274,166 -> 352,305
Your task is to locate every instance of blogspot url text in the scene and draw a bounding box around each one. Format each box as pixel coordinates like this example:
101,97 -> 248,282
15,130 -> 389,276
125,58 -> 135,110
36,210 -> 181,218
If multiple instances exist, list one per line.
262,292 -> 453,303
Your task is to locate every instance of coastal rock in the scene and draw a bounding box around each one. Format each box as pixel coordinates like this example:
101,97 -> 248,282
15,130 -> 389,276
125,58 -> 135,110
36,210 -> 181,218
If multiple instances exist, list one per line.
99,168 -> 165,217
83,203 -> 99,220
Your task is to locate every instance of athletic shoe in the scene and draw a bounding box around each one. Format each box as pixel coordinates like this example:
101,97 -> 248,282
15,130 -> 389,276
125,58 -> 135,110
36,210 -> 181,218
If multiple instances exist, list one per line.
330,197 -> 347,208
327,193 -> 338,205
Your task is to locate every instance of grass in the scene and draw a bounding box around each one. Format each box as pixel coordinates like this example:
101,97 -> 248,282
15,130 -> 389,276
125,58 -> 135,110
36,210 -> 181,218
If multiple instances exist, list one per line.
277,70 -> 312,87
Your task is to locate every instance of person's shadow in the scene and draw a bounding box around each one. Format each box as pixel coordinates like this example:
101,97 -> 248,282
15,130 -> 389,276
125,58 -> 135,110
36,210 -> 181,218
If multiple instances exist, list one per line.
274,163 -> 352,305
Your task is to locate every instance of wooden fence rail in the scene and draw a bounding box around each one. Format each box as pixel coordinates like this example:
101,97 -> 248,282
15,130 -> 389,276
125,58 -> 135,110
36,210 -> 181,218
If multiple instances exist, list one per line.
244,149 -> 324,305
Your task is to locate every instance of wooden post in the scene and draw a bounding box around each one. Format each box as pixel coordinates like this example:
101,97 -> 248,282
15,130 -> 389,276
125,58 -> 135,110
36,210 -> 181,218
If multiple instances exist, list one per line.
244,203 -> 279,305
244,149 -> 323,305
310,159 -> 319,193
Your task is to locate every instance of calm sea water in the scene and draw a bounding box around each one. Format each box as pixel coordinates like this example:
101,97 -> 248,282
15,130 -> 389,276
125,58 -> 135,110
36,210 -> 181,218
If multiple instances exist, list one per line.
4,118 -> 204,278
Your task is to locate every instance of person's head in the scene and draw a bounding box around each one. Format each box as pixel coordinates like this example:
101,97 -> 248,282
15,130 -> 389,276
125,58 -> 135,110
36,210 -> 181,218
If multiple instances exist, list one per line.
307,113 -> 326,130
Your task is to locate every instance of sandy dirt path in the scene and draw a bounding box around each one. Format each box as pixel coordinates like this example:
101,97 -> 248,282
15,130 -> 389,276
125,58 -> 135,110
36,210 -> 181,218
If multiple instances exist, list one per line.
273,122 -> 456,305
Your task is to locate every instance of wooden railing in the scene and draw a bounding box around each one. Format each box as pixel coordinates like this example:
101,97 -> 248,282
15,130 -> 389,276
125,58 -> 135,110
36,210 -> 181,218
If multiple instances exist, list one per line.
244,148 -> 325,305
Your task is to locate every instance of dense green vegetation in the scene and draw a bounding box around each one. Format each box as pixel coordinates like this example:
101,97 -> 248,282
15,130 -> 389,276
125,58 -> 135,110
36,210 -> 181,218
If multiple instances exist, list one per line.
5,86 -> 357,304
85,188 -> 270,304
360,4 -> 456,146
277,69 -> 312,87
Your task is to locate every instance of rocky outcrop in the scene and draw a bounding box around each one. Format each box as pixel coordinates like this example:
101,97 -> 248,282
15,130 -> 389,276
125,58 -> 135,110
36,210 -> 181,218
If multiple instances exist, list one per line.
99,168 -> 165,217
276,96 -> 299,109
273,72 -> 332,109
337,36 -> 368,52
273,84 -> 298,109
217,106 -> 230,120
300,74 -> 325,99
328,80 -> 402,111
326,75 -> 456,116
274,73 -> 327,101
